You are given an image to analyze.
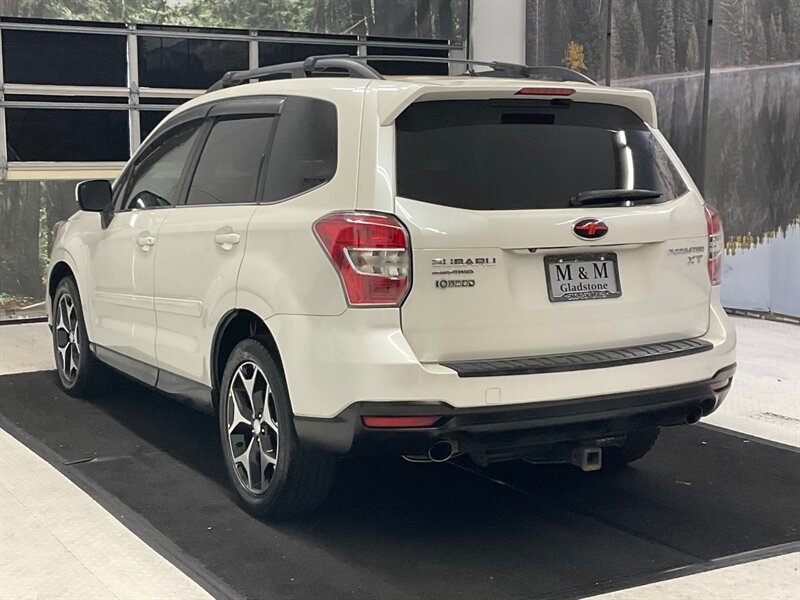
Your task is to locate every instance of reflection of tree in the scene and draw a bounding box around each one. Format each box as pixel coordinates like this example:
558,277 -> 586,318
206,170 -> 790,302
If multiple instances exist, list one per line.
0,180 -> 79,299
564,41 -> 587,72
6,0 -> 468,41
706,67 -> 799,239
0,182 -> 42,297
635,65 -> 800,239
527,0 -> 800,79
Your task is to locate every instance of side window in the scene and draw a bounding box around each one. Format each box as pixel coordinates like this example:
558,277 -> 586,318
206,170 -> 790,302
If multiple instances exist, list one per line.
122,124 -> 201,210
186,116 -> 274,205
262,97 -> 337,203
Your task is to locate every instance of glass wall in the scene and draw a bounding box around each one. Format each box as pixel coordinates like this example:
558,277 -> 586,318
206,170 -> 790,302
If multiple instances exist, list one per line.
524,0 -> 800,318
0,16 -> 460,322
708,1 -> 800,317
0,179 -> 81,321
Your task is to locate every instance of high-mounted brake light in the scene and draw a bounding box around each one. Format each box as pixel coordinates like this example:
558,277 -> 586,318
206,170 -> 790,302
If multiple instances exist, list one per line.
362,416 -> 440,428
313,212 -> 411,306
704,203 -> 723,286
515,87 -> 575,96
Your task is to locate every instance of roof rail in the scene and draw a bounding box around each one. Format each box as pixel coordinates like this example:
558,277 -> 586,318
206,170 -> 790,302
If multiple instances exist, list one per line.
207,54 -> 597,92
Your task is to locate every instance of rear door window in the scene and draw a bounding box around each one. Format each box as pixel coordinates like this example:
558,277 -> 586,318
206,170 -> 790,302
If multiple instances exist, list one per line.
395,100 -> 688,210
186,116 -> 275,206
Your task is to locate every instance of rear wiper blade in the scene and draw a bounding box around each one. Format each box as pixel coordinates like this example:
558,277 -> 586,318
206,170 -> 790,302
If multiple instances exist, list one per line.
570,189 -> 662,207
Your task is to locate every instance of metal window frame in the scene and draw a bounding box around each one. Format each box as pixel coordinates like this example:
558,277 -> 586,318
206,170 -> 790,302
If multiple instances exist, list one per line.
0,17 -> 459,181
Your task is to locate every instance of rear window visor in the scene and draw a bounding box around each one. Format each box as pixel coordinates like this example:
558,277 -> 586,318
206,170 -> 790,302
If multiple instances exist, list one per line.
395,99 -> 688,211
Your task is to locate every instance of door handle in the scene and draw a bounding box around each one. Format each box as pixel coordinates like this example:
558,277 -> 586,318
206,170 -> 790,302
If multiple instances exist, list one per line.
136,235 -> 156,251
215,233 -> 241,249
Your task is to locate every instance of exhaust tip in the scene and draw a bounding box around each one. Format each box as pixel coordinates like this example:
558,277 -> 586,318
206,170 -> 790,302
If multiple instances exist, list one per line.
686,406 -> 704,424
428,439 -> 454,462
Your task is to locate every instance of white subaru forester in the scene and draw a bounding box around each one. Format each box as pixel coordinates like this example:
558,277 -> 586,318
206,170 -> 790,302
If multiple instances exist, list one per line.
48,57 -> 736,517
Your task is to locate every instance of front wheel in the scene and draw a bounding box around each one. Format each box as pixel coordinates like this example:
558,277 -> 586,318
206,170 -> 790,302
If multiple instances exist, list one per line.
51,277 -> 108,396
218,337 -> 335,518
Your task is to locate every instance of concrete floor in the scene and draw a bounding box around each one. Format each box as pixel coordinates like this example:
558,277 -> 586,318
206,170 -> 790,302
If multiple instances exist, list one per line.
0,317 -> 798,599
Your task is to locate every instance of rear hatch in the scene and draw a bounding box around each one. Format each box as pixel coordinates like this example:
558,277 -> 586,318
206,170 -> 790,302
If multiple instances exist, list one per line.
395,95 -> 711,363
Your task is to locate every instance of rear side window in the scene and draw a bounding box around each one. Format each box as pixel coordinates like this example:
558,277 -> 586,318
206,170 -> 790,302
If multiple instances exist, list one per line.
396,100 -> 688,210
263,97 -> 337,203
186,116 -> 274,205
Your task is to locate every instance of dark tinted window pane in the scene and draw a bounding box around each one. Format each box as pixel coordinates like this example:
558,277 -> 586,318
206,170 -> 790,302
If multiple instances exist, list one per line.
366,41 -> 448,75
396,100 -> 688,210
124,125 -> 201,210
258,42 -> 358,67
2,30 -> 127,86
5,94 -> 128,104
138,37 -> 249,89
187,117 -> 274,205
6,109 -> 129,162
140,110 -> 177,140
263,97 -> 337,203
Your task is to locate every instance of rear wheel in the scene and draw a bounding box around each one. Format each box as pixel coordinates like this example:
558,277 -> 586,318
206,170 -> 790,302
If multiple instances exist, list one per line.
218,337 -> 335,518
51,277 -> 109,396
604,427 -> 660,468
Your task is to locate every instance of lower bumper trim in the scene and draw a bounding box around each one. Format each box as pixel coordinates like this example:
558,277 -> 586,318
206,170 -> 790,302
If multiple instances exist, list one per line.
294,364 -> 736,457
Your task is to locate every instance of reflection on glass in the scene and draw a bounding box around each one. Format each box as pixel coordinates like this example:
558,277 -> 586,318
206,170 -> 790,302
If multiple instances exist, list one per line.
366,41 -> 449,75
6,109 -> 129,162
139,37 -> 249,89
0,180 -> 87,321
259,42 -> 358,67
1,29 -> 127,86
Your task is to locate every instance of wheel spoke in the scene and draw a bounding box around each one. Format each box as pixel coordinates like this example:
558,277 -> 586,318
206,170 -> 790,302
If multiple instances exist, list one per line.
239,368 -> 256,408
259,441 -> 277,467
227,388 -> 250,435
261,389 -> 279,433
55,300 -> 69,333
57,340 -> 69,364
233,438 -> 256,489
70,345 -> 78,375
64,296 -> 75,331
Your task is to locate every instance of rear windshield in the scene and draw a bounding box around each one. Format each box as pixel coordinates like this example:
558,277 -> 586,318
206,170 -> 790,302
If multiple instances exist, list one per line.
395,99 -> 688,210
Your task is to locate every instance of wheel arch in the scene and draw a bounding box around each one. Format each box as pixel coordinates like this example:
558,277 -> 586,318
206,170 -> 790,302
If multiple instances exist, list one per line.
48,261 -> 76,304
211,309 -> 284,412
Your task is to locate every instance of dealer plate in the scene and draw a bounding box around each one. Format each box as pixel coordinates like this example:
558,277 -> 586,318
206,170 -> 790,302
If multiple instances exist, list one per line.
545,253 -> 622,302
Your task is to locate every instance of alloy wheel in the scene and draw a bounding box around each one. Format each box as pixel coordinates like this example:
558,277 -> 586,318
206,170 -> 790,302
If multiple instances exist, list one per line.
55,293 -> 80,383
226,361 -> 279,494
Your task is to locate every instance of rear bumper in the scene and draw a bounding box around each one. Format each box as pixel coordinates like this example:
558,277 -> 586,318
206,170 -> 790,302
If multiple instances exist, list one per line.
294,363 -> 736,457
267,294 -> 736,419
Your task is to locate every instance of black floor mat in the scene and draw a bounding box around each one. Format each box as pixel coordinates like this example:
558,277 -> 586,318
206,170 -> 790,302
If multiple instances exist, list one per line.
1,370 -> 798,600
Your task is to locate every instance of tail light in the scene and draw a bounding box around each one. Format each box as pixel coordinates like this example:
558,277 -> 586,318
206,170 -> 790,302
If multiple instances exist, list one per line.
313,212 -> 411,306
704,204 -> 723,286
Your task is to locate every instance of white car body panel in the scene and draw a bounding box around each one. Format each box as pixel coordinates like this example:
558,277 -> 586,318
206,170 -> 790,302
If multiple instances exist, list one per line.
153,204 -> 257,383
76,210 -> 165,365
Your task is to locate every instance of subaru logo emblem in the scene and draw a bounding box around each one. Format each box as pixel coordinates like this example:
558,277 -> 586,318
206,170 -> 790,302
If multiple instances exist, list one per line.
573,218 -> 608,240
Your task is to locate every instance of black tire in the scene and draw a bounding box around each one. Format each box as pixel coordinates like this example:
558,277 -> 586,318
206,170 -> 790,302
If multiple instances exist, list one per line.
51,277 -> 110,397
218,337 -> 335,518
603,427 -> 660,468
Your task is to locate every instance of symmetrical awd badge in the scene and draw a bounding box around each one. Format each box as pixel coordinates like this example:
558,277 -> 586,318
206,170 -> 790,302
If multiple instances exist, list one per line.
573,218 -> 608,240
431,256 -> 495,289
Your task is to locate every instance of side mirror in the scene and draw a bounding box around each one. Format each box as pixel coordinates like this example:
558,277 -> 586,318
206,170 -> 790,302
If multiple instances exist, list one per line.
76,179 -> 112,212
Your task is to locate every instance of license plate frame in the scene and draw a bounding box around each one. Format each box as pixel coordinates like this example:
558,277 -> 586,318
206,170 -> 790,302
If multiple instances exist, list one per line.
544,253 -> 622,302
